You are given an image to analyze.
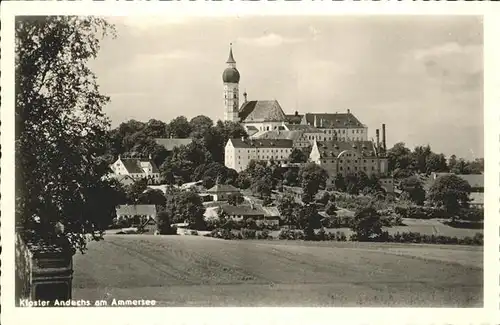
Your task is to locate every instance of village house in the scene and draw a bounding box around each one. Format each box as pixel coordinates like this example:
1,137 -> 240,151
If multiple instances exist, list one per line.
206,184 -> 240,201
109,155 -> 161,184
115,204 -> 157,225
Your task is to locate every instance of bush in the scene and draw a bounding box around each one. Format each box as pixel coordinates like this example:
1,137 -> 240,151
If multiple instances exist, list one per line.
257,229 -> 271,240
278,229 -> 305,240
241,228 -> 257,239
190,230 -> 198,236
371,231 -> 483,246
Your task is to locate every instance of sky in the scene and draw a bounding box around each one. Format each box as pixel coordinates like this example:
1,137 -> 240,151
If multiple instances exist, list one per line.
89,15 -> 483,160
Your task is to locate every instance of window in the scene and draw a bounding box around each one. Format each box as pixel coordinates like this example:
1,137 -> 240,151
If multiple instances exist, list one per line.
340,166 -> 343,171
342,130 -> 345,134
347,166 -> 350,170
364,160 -> 366,163
340,160 -> 343,163
372,166 -> 375,170
364,166 -> 367,171
354,167 -> 358,171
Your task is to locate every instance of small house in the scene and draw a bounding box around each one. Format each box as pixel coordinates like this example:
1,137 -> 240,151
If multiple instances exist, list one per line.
206,184 -> 240,202
115,205 -> 157,225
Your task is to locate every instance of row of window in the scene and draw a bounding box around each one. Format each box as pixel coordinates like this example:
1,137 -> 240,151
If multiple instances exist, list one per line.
322,159 -> 376,164
338,166 -> 376,171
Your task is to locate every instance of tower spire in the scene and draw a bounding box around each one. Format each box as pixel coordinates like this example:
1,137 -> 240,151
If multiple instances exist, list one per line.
226,43 -> 236,64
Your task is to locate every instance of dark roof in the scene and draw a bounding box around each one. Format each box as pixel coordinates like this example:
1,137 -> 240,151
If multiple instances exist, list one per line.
155,138 -> 193,151
239,100 -> 286,122
221,204 -> 265,217
315,140 -> 378,158
246,125 -> 258,131
285,113 -> 303,125
303,112 -> 364,128
121,158 -> 144,173
223,67 -> 240,83
120,158 -> 159,174
207,184 -> 240,193
285,124 -> 324,132
116,205 -> 157,216
229,138 -> 293,148
256,130 -> 304,141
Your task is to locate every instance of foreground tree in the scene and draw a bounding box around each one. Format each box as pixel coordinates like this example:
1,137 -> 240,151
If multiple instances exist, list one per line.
15,16 -> 115,252
298,163 -> 328,203
428,174 -> 471,220
350,206 -> 383,241
399,176 -> 426,205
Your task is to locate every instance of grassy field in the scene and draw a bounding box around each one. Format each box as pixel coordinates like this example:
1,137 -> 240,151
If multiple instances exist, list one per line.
73,234 -> 482,307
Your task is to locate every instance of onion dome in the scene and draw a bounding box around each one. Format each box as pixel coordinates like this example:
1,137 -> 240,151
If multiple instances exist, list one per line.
223,67 -> 240,83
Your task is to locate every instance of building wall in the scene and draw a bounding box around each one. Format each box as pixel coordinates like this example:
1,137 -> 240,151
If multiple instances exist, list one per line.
224,82 -> 239,122
310,144 -> 389,185
243,121 -> 286,132
379,178 -> 394,193
225,140 -> 293,172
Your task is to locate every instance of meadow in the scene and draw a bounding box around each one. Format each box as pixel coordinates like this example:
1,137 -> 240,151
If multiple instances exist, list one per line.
73,234 -> 482,307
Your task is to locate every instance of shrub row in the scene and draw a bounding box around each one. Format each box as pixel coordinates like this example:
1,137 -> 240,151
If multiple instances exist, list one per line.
206,228 -> 272,240
322,214 -> 402,229
206,219 -> 280,232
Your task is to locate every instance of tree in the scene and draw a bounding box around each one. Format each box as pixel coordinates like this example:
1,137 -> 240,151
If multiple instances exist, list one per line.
387,142 -> 413,176
350,206 -> 383,241
156,211 -> 176,235
189,115 -> 213,139
15,16 -> 115,252
428,174 -> 472,220
289,148 -> 308,163
137,189 -> 167,208
251,177 -> 272,198
126,178 -> 148,204
299,163 -> 328,203
228,192 -> 244,206
425,153 -> 448,173
283,167 -> 299,187
277,194 -> 299,226
411,145 -> 432,174
166,190 -> 206,229
399,176 -> 426,205
167,116 -> 192,138
333,174 -> 346,192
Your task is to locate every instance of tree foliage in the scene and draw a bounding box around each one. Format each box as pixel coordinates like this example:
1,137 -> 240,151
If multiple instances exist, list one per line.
165,188 -> 206,229
298,163 -> 328,203
350,206 -> 383,241
15,16 -> 115,252
428,174 -> 472,219
399,176 -> 426,205
289,148 -> 308,163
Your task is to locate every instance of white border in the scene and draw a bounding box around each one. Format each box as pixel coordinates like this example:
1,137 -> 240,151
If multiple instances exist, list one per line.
1,2 -> 499,325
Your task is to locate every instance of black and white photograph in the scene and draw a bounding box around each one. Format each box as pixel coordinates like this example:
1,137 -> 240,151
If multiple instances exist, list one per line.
1,2 -> 499,325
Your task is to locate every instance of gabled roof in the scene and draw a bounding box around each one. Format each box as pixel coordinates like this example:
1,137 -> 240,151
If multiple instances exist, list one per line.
229,138 -> 293,149
121,159 -> 145,174
239,100 -> 286,122
285,124 -> 324,133
220,204 -> 265,216
303,112 -> 364,129
255,130 -> 304,141
116,205 -> 157,216
120,158 -> 159,174
207,184 -> 240,193
155,138 -> 193,151
315,140 -> 378,158
285,113 -> 303,125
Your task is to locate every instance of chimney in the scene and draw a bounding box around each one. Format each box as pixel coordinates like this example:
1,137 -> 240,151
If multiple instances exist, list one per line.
382,124 -> 386,152
347,109 -> 350,114
243,91 -> 248,103
241,136 -> 245,142
314,115 -> 318,127
294,110 -> 298,116
376,129 -> 380,149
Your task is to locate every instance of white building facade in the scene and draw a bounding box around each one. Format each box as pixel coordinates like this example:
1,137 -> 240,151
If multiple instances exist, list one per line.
225,138 -> 294,172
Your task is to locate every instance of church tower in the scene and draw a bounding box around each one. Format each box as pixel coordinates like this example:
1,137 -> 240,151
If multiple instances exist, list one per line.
222,44 -> 240,122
